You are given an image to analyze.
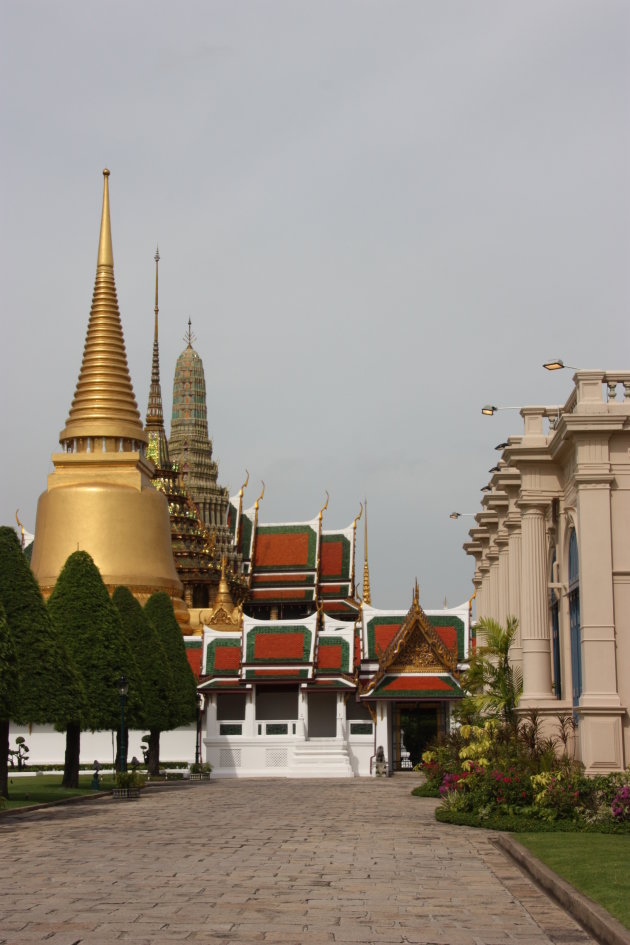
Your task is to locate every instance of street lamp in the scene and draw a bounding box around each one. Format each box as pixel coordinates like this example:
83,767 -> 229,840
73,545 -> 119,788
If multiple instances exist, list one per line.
481,405 -> 521,416
543,358 -> 580,372
117,675 -> 128,774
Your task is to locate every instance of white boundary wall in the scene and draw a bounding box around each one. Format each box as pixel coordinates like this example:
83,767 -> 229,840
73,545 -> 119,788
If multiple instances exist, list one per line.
8,723 -> 196,767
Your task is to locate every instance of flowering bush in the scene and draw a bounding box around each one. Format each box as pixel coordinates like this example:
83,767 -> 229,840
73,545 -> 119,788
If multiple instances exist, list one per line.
423,713 -> 630,830
611,785 -> 630,821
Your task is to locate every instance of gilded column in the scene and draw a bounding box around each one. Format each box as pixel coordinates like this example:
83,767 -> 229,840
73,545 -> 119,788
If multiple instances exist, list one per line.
519,502 -> 553,701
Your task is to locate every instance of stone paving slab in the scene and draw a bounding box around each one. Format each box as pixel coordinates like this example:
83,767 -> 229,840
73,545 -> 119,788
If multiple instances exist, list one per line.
0,778 -> 595,945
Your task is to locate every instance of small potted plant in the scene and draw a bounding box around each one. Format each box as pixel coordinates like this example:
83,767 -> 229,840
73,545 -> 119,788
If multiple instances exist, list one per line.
112,767 -> 145,800
188,762 -> 212,781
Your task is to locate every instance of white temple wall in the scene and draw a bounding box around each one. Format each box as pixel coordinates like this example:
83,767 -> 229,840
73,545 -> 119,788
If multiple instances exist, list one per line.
9,723 -> 196,767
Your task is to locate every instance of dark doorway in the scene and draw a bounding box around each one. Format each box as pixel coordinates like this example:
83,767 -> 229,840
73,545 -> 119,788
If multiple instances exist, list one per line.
396,706 -> 438,769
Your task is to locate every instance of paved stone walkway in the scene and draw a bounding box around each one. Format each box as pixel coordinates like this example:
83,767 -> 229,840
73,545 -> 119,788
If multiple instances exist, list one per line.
1,777 -> 593,945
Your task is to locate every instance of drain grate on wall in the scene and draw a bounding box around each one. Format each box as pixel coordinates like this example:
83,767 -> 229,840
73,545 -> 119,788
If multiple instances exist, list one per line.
265,747 -> 288,767
220,748 -> 241,768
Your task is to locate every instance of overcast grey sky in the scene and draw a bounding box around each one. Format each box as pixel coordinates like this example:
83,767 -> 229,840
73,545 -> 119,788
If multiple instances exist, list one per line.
2,1 -> 629,609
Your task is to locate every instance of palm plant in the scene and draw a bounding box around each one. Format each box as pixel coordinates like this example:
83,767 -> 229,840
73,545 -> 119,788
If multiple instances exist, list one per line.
459,616 -> 522,731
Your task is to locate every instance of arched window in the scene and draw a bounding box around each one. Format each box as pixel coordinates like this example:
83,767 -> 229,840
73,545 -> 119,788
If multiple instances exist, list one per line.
568,530 -> 582,711
549,551 -> 561,699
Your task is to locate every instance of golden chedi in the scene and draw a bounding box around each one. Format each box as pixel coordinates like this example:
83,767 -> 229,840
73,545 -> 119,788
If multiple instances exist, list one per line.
31,170 -> 187,623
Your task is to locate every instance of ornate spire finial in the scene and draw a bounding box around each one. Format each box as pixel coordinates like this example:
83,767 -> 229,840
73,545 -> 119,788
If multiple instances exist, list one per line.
154,245 -> 160,339
413,578 -> 420,605
145,247 -> 169,466
59,169 -> 146,446
185,318 -> 196,348
362,497 -> 372,605
97,169 -> 113,269
255,481 -> 265,511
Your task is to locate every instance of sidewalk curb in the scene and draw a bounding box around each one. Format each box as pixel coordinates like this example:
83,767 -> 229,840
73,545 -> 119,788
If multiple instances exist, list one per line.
493,834 -> 630,945
0,779 -> 212,818
0,790 -> 111,818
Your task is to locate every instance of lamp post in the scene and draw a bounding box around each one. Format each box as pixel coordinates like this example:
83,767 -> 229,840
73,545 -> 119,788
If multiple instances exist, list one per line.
195,693 -> 204,767
117,675 -> 128,774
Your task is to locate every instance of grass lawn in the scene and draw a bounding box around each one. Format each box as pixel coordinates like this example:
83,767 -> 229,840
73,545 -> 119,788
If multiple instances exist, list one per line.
1,773 -> 116,810
517,833 -> 630,930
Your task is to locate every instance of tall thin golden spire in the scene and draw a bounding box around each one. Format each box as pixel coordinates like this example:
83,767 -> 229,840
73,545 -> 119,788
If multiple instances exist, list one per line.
362,497 -> 372,605
59,169 -> 146,447
145,247 -> 170,467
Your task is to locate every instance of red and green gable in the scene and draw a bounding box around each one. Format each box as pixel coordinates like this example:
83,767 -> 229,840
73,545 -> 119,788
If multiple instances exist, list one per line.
317,636 -> 351,674
425,614 -> 466,662
244,668 -> 310,680
321,599 -> 359,616
204,637 -> 242,676
366,674 -> 463,699
320,530 -> 352,582
253,522 -> 318,572
364,614 -> 405,661
249,587 -> 316,603
185,638 -> 203,679
245,625 -> 313,663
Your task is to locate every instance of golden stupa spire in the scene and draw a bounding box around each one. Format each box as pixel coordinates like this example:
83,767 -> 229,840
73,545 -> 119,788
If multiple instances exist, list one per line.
59,169 -> 146,447
362,497 -> 372,605
214,555 -> 235,609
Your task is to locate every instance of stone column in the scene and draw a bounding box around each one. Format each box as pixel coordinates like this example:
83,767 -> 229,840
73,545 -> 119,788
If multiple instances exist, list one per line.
298,687 -> 308,740
206,694 -> 218,738
244,688 -> 255,737
477,562 -> 490,620
496,532 -> 509,627
374,702 -> 389,772
336,692 -> 345,740
519,502 -> 553,702
506,521 -> 522,671
487,550 -> 500,622
575,476 -> 619,709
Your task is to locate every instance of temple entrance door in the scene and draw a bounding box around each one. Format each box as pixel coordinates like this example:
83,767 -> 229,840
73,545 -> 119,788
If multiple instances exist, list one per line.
307,692 -> 337,737
395,705 -> 438,770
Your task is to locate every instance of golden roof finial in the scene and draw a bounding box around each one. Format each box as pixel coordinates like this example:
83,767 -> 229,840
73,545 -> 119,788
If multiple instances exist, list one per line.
318,491 -> 329,523
362,497 -> 372,606
239,469 -> 249,499
255,481 -> 265,511
15,509 -> 25,549
59,169 -> 146,446
413,578 -> 420,605
350,502 -> 363,594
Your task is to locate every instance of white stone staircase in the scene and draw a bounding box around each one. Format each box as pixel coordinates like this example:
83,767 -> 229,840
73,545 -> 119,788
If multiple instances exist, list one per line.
289,738 -> 355,778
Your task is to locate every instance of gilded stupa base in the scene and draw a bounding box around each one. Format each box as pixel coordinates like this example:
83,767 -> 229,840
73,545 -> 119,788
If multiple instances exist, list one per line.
31,451 -> 189,627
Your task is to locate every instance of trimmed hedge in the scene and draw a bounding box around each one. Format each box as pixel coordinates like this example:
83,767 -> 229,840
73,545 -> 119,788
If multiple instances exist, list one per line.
435,807 -> 630,833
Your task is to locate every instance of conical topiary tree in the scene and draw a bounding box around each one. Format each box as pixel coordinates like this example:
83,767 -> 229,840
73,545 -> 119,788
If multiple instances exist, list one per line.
47,551 -> 143,787
0,527 -> 84,798
144,593 -> 197,743
0,600 -> 18,799
113,586 -> 177,775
